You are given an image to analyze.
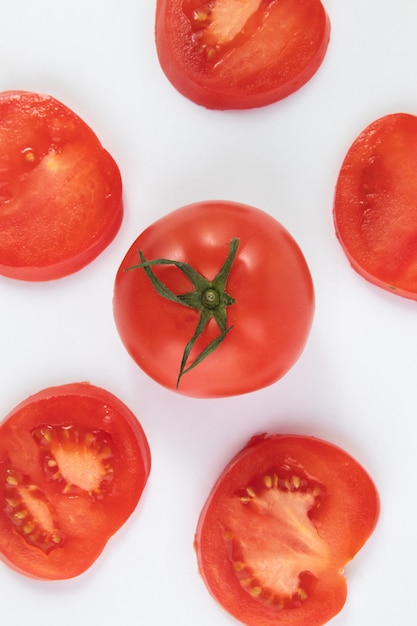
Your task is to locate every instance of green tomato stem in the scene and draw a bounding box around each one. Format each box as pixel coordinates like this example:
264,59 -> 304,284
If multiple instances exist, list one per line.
125,238 -> 239,387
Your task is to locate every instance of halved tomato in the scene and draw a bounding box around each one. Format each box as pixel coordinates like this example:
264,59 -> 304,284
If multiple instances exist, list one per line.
334,112 -> 417,300
155,0 -> 331,109
195,434 -> 379,626
0,383 -> 151,580
0,90 -> 123,281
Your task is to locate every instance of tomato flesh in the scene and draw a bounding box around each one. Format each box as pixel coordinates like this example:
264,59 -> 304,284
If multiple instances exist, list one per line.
183,0 -> 263,50
226,473 -> 328,606
4,467 -> 64,554
0,383 -> 151,580
0,91 -> 123,281
31,424 -> 115,499
334,113 -> 417,300
113,200 -> 315,398
155,0 -> 330,109
195,434 -> 379,626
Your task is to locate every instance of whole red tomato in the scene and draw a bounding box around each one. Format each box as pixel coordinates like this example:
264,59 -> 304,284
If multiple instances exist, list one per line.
155,0 -> 331,109
0,383 -> 151,580
195,433 -> 380,626
113,200 -> 314,398
0,90 -> 122,281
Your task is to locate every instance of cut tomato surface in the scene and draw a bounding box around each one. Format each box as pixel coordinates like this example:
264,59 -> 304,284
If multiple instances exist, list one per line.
113,200 -> 314,398
0,383 -> 151,580
195,434 -> 379,626
155,0 -> 331,109
0,90 -> 123,281
334,112 -> 417,300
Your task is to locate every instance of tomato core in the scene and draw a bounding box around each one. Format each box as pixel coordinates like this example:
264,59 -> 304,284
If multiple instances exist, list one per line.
225,467 -> 328,608
32,425 -> 114,499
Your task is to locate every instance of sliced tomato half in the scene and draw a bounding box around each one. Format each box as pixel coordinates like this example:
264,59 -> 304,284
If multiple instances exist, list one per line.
0,383 -> 151,580
0,90 -> 123,281
155,0 -> 331,109
334,112 -> 417,300
195,434 -> 379,626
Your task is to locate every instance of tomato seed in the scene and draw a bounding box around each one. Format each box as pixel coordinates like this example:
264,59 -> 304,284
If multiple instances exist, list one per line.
193,10 -> 209,22
297,588 -> 308,601
249,586 -> 262,597
14,510 -> 28,520
23,522 -> 35,534
292,476 -> 301,489
263,475 -> 273,488
233,561 -> 245,572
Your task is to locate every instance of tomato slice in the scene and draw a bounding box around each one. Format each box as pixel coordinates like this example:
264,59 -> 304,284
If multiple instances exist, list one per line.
195,434 -> 379,626
0,383 -> 151,580
155,0 -> 331,109
113,200 -> 314,398
0,91 -> 123,281
334,113 -> 417,300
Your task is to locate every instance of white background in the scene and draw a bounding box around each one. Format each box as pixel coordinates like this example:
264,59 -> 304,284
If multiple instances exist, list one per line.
1,1 -> 416,624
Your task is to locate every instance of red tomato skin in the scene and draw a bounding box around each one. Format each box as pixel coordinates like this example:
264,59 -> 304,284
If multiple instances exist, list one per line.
155,0 -> 330,109
0,382 -> 151,580
0,91 -> 123,281
195,434 -> 379,626
334,113 -> 417,300
113,201 -> 315,398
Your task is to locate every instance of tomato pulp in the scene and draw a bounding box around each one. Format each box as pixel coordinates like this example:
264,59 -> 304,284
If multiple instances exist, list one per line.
0,91 -> 123,281
334,113 -> 417,300
0,383 -> 151,580
113,200 -> 315,398
195,434 -> 379,626
155,0 -> 331,109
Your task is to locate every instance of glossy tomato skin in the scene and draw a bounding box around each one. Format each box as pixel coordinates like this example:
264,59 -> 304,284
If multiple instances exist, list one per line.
0,383 -> 151,580
113,201 -> 315,398
0,91 -> 123,281
155,0 -> 330,109
334,113 -> 417,300
195,434 -> 379,626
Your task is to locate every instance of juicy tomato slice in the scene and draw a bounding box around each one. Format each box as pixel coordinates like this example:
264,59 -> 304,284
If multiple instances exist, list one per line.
113,200 -> 315,398
155,0 -> 331,109
0,90 -> 123,281
334,113 -> 417,300
195,434 -> 379,626
0,383 -> 151,580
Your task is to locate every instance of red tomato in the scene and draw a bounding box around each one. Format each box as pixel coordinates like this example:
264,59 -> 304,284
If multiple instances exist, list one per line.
0,382 -> 151,580
195,434 -> 379,626
0,90 -> 123,281
113,200 -> 314,398
334,113 -> 417,300
155,0 -> 331,109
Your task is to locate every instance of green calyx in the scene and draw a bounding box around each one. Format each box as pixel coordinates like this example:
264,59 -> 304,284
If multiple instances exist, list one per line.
126,238 -> 239,387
